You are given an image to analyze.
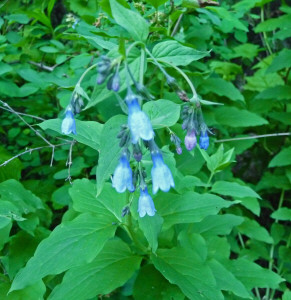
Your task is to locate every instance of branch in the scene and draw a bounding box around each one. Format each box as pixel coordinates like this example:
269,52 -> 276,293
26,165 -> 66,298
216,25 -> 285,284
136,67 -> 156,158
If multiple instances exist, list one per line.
215,132 -> 290,143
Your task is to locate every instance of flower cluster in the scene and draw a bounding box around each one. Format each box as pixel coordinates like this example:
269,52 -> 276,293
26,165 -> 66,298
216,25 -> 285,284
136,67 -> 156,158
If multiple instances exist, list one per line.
112,86 -> 174,218
181,104 -> 210,151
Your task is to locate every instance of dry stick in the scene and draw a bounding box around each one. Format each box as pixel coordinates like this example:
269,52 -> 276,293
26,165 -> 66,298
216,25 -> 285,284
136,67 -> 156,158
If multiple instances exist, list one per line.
65,140 -> 76,184
171,13 -> 183,37
0,143 -> 69,167
215,132 -> 290,143
0,106 -> 45,121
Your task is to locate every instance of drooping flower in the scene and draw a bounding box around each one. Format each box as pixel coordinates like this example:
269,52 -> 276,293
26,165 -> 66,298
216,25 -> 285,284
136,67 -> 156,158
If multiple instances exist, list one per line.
112,153 -> 134,193
176,146 -> 182,155
199,131 -> 209,150
185,129 -> 197,151
126,93 -> 154,144
151,151 -> 174,194
138,187 -> 156,217
107,71 -> 120,92
61,106 -> 76,135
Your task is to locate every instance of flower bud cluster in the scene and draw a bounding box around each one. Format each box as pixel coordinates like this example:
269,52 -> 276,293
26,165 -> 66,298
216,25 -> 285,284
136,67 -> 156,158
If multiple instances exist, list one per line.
181,105 -> 210,151
96,56 -> 120,92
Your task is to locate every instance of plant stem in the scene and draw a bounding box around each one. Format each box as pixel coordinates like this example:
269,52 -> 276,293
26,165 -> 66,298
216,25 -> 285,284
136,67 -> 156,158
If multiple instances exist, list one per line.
260,7 -> 273,55
75,63 -> 98,90
139,48 -> 145,85
266,190 -> 285,300
215,132 -> 290,143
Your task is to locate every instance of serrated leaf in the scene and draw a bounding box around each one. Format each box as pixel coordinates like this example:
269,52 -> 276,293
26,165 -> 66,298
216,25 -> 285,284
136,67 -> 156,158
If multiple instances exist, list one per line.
267,49 -> 291,73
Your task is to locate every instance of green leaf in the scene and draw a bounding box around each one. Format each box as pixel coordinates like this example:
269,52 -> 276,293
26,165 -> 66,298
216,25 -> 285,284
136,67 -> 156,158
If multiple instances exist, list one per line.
96,115 -> 127,195
211,181 -> 261,199
70,179 -> 126,223
10,213 -> 116,291
238,218 -> 273,244
199,78 -> 244,102
255,85 -> 291,100
133,264 -> 184,300
138,214 -> 163,253
4,14 -> 30,24
151,247 -> 224,300
48,239 -> 142,300
153,40 -> 209,66
109,0 -> 149,42
39,46 -> 59,53
39,119 -> 103,150
155,192 -> 237,229
269,146 -> 291,167
267,49 -> 291,73
214,106 -> 268,127
143,99 -> 180,129
225,258 -> 284,290
271,208 -> 291,221
255,14 -> 291,33
208,259 -> 251,299
145,0 -> 168,9
81,35 -> 118,51
191,214 -> 244,236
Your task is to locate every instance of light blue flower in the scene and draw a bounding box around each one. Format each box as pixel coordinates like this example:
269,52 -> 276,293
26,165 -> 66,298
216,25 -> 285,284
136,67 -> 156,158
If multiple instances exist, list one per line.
61,107 -> 76,135
127,97 -> 154,144
185,129 -> 197,151
112,153 -> 134,193
138,187 -> 156,217
199,132 -> 209,150
151,152 -> 174,194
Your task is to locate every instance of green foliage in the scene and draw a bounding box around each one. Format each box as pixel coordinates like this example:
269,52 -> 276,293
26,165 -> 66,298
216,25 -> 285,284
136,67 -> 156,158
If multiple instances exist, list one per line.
0,0 -> 290,299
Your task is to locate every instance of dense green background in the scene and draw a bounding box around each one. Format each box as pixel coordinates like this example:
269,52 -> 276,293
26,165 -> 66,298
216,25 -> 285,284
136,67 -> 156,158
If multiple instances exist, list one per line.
0,0 -> 290,299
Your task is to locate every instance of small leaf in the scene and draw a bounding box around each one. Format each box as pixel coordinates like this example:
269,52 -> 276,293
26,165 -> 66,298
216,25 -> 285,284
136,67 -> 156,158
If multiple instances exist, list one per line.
269,146 -> 291,167
271,208 -> 291,221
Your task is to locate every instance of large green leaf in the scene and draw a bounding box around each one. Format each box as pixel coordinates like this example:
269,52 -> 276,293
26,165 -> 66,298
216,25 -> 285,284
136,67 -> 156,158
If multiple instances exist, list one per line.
70,179 -> 126,222
271,208 -> 291,221
214,106 -> 268,127
155,192 -> 237,229
208,259 -> 251,299
211,181 -> 261,199
143,99 -> 180,129
267,49 -> 291,73
39,119 -> 103,151
225,258 -> 284,290
153,40 -> 208,66
269,146 -> 291,167
48,239 -> 142,300
96,115 -> 127,195
109,0 -> 149,42
151,247 -> 224,300
199,78 -> 244,101
10,213 -> 116,291
133,264 -> 184,300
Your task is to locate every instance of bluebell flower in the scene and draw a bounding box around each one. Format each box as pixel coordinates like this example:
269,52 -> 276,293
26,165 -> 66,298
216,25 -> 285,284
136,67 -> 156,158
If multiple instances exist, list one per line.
185,129 -> 197,151
61,106 -> 76,135
127,96 -> 154,144
138,187 -> 156,217
112,153 -> 134,193
199,131 -> 209,150
151,151 -> 174,194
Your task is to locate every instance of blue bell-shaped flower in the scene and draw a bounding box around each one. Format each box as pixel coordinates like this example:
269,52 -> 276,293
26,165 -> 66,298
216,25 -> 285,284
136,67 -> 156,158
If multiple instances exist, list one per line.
199,131 -> 209,150
61,106 -> 76,135
112,153 -> 135,193
126,93 -> 154,144
151,151 -> 174,194
137,187 -> 156,217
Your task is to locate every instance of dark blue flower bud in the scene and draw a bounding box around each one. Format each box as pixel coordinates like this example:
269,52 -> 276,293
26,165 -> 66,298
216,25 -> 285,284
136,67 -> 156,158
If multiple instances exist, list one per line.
199,131 -> 209,150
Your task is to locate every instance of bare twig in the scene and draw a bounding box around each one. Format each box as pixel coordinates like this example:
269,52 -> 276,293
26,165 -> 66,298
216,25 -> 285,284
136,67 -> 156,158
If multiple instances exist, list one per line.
0,100 -> 53,146
171,13 -> 183,37
65,140 -> 76,184
0,143 -> 69,167
215,133 -> 290,143
0,106 -> 45,121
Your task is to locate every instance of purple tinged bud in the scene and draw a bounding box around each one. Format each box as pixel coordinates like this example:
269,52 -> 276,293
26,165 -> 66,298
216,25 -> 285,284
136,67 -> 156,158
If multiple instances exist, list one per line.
111,72 -> 120,92
185,129 -> 197,151
176,146 -> 182,155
